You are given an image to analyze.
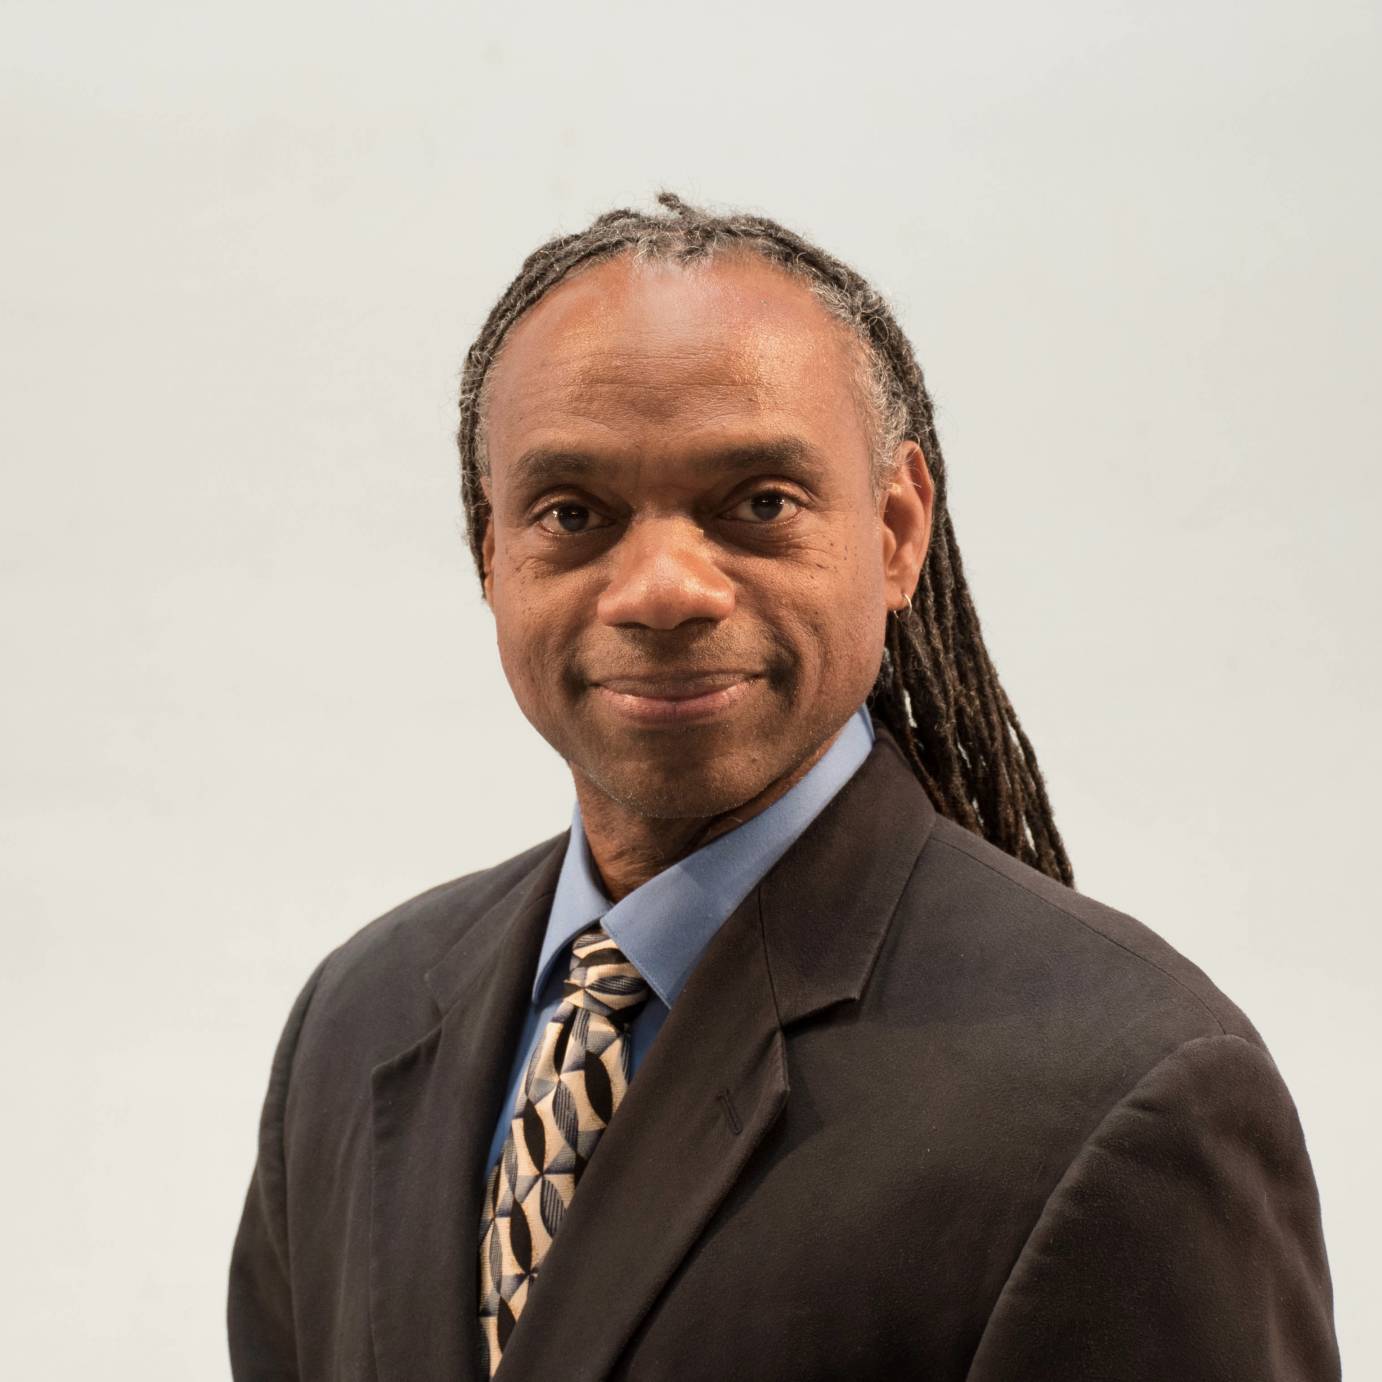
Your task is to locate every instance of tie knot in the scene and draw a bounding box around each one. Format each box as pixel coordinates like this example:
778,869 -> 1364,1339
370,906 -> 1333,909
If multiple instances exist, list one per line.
563,925 -> 651,1024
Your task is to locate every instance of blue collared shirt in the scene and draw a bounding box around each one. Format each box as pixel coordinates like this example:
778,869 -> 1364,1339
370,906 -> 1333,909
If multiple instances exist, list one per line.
484,705 -> 877,1172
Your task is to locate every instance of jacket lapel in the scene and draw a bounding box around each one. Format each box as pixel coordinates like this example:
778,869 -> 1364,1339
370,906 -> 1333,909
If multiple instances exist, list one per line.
495,729 -> 937,1381
368,835 -> 567,1382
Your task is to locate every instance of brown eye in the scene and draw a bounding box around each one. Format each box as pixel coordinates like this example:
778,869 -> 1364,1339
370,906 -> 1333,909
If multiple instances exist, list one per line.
727,490 -> 801,523
538,503 -> 611,535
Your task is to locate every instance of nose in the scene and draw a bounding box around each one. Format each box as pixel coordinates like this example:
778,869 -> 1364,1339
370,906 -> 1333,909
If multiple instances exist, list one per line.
596,516 -> 736,630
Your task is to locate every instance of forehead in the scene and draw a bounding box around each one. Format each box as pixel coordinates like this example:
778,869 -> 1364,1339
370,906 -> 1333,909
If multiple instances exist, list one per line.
481,252 -> 867,461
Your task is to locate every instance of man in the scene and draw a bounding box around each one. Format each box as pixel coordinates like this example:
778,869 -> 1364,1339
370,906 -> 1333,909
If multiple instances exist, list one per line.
228,195 -> 1339,1380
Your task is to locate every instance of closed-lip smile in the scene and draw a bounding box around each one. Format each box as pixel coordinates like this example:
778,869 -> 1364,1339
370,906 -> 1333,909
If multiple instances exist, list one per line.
591,671 -> 761,724
595,671 -> 757,700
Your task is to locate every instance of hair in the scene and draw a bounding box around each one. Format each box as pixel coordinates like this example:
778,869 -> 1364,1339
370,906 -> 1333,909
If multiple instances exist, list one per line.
455,193 -> 1074,886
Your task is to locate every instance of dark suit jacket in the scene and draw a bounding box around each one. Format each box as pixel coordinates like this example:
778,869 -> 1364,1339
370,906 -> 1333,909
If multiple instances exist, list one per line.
228,726 -> 1339,1380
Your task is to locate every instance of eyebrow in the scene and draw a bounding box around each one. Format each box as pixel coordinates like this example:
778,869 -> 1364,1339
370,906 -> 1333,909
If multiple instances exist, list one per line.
506,437 -> 825,492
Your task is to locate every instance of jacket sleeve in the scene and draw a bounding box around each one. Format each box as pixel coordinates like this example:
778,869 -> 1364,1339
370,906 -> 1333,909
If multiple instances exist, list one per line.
964,1033 -> 1340,1381
227,959 -> 329,1382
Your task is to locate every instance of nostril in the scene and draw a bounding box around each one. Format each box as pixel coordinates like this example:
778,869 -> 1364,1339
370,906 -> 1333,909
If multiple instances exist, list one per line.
597,561 -> 735,631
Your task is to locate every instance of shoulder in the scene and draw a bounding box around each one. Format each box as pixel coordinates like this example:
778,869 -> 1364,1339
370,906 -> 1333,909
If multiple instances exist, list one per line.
279,833 -> 564,1074
324,833 -> 561,997
862,813 -> 1311,1235
868,812 -> 1271,1145
908,814 -> 1260,1043
858,729 -> 1253,1046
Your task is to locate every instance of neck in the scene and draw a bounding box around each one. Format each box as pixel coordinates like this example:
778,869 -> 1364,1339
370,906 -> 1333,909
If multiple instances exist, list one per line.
573,736 -> 838,902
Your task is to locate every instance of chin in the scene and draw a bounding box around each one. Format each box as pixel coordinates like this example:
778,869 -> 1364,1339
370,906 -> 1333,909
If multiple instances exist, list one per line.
582,756 -> 769,823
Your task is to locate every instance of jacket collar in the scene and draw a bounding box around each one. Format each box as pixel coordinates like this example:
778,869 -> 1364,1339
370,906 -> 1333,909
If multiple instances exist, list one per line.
369,723 -> 937,1382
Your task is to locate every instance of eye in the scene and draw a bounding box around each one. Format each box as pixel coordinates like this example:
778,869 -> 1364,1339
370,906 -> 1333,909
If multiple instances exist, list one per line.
725,489 -> 802,524
536,502 -> 613,535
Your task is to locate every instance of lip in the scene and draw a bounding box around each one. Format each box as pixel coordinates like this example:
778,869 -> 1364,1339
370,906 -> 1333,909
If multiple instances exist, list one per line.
591,672 -> 760,725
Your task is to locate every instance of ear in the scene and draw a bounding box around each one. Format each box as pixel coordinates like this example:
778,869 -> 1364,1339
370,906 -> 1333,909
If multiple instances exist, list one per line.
878,441 -> 933,610
480,478 -> 496,607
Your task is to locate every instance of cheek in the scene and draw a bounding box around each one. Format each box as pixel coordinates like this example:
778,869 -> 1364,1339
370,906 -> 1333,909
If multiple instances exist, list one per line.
489,574 -> 540,695
780,527 -> 886,630
490,567 -> 584,708
791,530 -> 889,686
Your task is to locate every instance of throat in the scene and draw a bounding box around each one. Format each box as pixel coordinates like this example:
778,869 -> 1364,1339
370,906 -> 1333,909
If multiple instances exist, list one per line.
577,807 -> 740,902
570,736 -> 837,900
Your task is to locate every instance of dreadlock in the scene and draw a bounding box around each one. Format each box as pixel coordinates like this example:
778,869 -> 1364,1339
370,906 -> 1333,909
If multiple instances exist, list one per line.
455,193 -> 1074,886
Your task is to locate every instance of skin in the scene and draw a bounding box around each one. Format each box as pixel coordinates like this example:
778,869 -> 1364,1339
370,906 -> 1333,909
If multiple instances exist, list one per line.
480,252 -> 933,900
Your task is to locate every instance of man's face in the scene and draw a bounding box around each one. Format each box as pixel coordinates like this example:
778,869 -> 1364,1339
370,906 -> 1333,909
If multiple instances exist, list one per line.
480,252 -> 931,821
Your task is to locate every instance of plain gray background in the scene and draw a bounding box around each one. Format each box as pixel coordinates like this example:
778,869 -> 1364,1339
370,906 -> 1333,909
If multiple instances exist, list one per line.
3,1 -> 1376,1376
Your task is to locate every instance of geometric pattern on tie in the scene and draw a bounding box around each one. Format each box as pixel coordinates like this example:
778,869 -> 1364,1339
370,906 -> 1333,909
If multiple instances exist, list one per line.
478,925 -> 651,1377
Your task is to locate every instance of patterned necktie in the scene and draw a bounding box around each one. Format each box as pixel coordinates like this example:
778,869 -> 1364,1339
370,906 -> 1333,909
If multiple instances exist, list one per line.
477,925 -> 652,1376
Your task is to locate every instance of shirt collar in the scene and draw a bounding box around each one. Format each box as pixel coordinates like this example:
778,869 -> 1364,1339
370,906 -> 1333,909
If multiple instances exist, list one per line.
531,704 -> 876,1008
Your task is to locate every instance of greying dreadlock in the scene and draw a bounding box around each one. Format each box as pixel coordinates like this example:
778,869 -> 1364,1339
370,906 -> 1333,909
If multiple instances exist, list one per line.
456,193 -> 1074,886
